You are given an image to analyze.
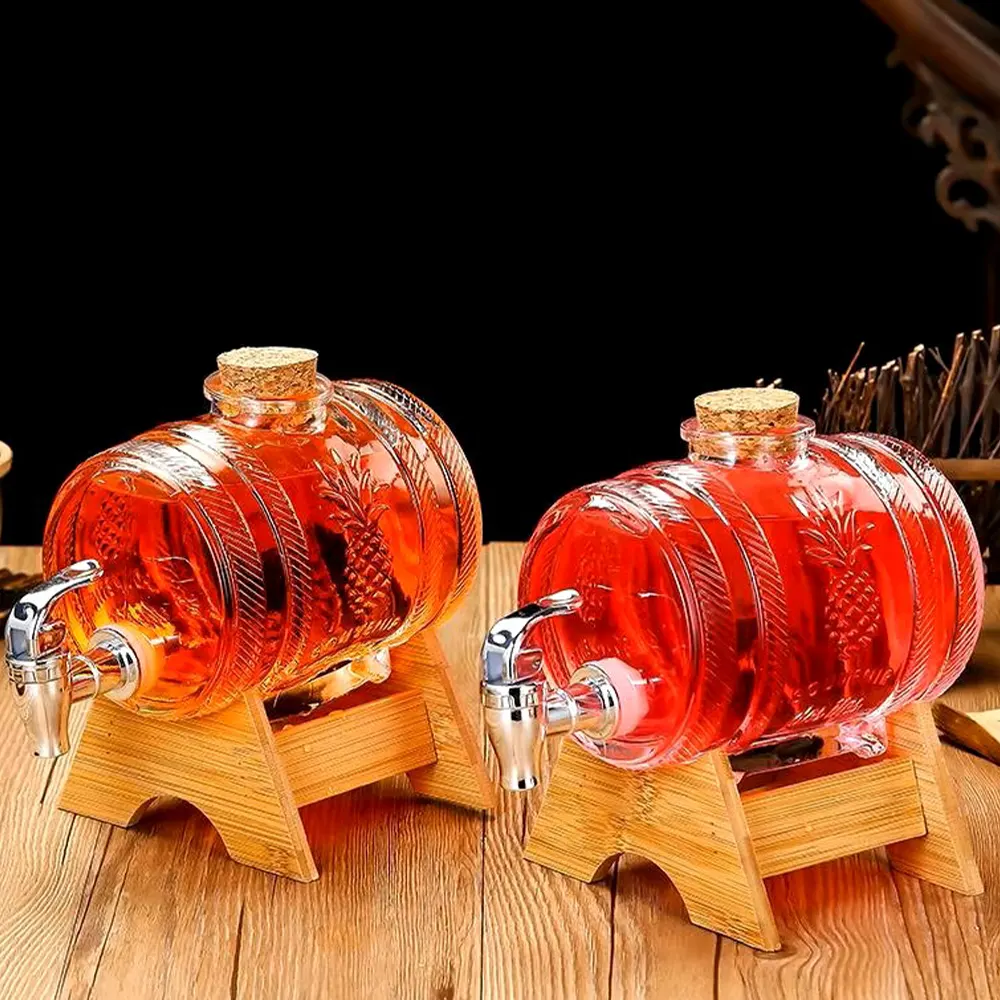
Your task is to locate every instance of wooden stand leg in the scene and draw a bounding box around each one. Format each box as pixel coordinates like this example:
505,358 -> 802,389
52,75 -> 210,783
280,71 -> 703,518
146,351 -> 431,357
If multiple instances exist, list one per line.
525,703 -> 983,951
525,740 -> 780,951
387,630 -> 497,811
56,621 -> 493,881
60,693 -> 318,881
885,702 -> 984,894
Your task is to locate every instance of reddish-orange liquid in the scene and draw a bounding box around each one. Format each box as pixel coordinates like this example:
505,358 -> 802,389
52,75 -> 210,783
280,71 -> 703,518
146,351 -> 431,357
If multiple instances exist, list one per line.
45,379 -> 480,718
521,434 -> 982,768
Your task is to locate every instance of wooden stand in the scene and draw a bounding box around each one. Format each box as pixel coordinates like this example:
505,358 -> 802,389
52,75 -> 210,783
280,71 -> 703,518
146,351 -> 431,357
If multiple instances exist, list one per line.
523,703 -> 983,951
58,629 -> 495,881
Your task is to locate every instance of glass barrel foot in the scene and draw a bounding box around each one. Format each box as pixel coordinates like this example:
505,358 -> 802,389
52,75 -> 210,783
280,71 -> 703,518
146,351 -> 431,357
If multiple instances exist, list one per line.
837,715 -> 888,759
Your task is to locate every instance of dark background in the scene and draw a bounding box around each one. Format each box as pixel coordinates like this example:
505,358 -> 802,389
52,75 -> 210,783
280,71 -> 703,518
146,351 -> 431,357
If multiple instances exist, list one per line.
1,4 -> 997,545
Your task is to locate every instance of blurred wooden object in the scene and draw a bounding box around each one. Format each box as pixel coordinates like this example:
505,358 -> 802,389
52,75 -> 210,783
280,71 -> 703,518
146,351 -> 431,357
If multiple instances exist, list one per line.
863,0 -> 999,231
935,458 -> 1000,480
934,703 -> 1000,763
943,584 -> 1000,760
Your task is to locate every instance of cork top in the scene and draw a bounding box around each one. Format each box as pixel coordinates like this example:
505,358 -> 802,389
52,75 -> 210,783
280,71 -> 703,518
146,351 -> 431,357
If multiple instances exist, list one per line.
693,388 -> 800,434
217,347 -> 319,399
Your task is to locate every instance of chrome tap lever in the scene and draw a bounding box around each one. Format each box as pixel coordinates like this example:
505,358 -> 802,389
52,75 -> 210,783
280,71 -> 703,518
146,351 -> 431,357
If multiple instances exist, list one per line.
481,589 -> 582,684
5,560 -> 139,758
5,560 -> 102,662
481,590 -> 619,792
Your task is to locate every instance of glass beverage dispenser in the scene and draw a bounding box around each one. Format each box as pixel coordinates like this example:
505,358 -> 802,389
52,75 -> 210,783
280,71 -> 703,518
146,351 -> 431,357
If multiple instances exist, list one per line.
7,348 -> 481,757
482,388 -> 984,789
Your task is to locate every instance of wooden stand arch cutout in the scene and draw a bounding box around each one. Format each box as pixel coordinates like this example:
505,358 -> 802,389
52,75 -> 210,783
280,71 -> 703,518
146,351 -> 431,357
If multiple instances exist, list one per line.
59,629 -> 495,881
523,702 -> 983,950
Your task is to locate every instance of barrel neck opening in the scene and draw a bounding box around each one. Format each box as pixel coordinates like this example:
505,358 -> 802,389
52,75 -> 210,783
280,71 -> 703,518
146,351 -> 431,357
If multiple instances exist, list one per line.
203,372 -> 332,431
680,416 -> 815,466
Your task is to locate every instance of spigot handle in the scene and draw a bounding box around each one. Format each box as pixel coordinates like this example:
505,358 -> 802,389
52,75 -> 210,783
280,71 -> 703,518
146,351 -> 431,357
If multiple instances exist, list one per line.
481,589 -> 582,684
5,560 -> 102,661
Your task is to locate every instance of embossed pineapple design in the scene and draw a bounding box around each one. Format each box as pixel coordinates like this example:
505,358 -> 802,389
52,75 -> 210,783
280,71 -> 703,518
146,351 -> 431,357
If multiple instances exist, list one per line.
91,489 -> 133,565
88,488 -> 137,609
309,536 -> 344,636
577,530 -> 615,626
793,489 -> 880,659
315,455 -> 394,625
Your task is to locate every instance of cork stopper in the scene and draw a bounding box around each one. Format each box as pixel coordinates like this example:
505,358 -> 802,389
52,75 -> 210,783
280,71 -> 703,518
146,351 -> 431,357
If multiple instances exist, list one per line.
694,388 -> 800,434
217,347 -> 319,399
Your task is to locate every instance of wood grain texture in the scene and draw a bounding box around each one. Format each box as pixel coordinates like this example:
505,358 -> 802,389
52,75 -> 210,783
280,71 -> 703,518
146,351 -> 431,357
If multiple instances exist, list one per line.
240,569 -> 488,1000
0,548 -> 118,1000
57,597 -> 490,883
886,702 -> 984,894
1,544 -> 999,999
525,741 -> 781,950
273,687 -> 437,807
61,692 -> 319,881
388,627 -> 498,810
526,703 -> 975,951
481,543 -> 614,1000
741,758 -> 926,877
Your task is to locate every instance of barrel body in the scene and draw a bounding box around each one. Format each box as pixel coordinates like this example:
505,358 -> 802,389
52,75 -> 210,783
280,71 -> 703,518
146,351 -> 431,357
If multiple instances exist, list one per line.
44,378 -> 481,718
519,431 -> 983,768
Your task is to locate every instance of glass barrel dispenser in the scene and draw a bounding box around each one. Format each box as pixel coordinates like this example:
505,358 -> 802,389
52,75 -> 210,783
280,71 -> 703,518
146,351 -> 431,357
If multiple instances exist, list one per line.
6,347 -> 481,757
481,388 -> 984,789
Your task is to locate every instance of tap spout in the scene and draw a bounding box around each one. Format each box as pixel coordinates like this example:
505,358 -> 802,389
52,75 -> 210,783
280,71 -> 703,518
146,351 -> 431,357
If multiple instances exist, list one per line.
481,591 -> 620,791
5,562 -> 140,758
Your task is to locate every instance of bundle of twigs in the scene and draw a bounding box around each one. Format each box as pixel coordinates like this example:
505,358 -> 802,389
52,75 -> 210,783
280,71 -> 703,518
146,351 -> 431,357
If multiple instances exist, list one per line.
815,327 -> 1000,582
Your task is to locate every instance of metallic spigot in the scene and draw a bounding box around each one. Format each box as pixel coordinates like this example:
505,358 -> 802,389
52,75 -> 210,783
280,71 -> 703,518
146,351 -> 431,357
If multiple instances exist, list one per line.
5,560 -> 140,757
481,590 -> 620,791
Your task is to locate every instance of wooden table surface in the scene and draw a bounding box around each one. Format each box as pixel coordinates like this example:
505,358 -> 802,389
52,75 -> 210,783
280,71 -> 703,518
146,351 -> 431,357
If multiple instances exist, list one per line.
0,543 -> 998,1000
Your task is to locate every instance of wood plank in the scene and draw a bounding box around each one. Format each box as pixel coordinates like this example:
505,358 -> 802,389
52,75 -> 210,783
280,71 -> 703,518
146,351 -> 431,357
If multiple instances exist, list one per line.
612,699 -> 999,1000
526,741 -> 780,950
481,542 -> 614,1000
55,808 -> 265,1000
0,547 -> 127,1000
904,663 -> 1000,999
388,627 -> 498,810
885,703 -> 983,894
932,458 -> 1000,481
600,626 -> 1000,994
274,687 -> 438,807
610,855 -> 719,1000
742,758 -> 926,878
60,692 -> 319,882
